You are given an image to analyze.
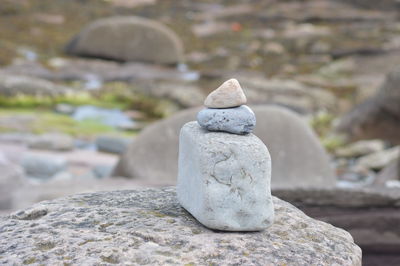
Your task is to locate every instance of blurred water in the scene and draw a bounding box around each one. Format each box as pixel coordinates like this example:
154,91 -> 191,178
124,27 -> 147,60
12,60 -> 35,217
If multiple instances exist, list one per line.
177,63 -> 200,81
72,105 -> 135,129
83,74 -> 103,90
18,48 -> 38,61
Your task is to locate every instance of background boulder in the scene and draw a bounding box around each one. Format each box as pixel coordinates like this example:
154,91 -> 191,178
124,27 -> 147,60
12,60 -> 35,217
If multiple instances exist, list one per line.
65,16 -> 184,64
114,105 -> 335,189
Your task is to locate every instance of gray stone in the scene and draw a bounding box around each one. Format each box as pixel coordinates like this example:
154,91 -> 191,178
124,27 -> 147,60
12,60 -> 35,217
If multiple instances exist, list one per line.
54,103 -> 75,115
0,188 -> 361,265
356,146 -> 399,170
92,164 -> 114,179
28,133 -> 74,151
114,105 -> 335,189
197,105 -> 256,135
237,77 -> 337,113
65,16 -> 184,64
335,139 -> 385,158
95,136 -> 131,154
372,159 -> 400,187
177,122 -> 273,231
21,154 -> 67,179
0,73 -> 71,97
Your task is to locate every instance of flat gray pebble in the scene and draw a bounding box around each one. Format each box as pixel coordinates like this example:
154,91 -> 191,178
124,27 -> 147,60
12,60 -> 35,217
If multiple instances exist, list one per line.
197,105 -> 256,134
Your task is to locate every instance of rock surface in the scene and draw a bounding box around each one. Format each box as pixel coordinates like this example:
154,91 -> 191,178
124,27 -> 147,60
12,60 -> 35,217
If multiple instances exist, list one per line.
177,122 -> 273,231
197,105 -> 256,134
0,188 -> 361,265
204,78 -> 247,108
114,105 -> 335,188
65,16 -> 184,64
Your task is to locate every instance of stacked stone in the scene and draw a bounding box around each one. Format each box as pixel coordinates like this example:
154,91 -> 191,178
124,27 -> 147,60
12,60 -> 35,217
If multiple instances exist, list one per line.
197,79 -> 256,135
177,79 -> 274,232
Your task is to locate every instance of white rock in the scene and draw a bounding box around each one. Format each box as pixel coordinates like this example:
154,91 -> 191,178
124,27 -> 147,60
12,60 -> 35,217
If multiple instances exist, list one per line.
204,78 -> 247,108
177,121 -> 274,231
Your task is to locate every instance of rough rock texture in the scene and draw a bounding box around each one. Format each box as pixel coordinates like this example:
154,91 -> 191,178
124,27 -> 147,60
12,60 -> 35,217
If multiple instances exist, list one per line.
177,122 -> 273,231
114,105 -> 335,189
204,78 -> 247,108
65,16 -> 184,64
197,105 -> 256,134
0,188 -> 361,265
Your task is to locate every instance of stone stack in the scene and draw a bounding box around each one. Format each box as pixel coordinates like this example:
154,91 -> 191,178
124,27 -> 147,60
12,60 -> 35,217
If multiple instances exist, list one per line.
197,79 -> 255,134
177,79 -> 274,231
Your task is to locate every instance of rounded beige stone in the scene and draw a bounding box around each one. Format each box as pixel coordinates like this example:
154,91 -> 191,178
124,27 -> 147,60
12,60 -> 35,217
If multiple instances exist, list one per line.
204,78 -> 247,108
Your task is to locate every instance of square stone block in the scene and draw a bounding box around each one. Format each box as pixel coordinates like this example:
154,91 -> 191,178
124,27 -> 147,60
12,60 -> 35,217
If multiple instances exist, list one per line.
177,121 -> 274,231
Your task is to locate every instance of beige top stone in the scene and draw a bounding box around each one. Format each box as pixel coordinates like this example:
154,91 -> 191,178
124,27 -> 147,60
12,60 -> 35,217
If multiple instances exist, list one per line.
204,78 -> 247,108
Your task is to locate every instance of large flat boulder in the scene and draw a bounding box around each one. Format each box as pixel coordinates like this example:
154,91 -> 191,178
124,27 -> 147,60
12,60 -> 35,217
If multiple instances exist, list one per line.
0,188 -> 361,265
65,16 -> 184,64
114,105 -> 335,189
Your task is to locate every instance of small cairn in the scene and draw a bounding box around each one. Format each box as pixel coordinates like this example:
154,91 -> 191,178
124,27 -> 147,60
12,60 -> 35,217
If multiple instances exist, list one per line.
197,79 -> 256,134
177,79 -> 274,231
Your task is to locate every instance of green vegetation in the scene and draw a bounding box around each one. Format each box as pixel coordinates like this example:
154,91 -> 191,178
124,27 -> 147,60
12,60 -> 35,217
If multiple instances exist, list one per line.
0,109 -> 132,137
310,111 -> 345,152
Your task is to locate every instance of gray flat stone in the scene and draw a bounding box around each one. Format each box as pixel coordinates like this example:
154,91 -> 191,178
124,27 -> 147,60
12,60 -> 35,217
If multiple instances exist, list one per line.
177,121 -> 273,231
197,105 -> 256,134
0,188 -> 361,265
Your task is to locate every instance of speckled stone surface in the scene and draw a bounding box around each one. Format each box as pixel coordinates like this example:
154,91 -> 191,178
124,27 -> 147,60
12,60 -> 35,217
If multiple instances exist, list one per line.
197,105 -> 256,134
177,121 -> 273,231
0,187 -> 361,265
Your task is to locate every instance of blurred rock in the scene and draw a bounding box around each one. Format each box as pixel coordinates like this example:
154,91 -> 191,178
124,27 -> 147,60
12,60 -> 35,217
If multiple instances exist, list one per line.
238,77 -> 336,113
356,146 -> 399,170
114,105 -> 335,189
337,68 -> 400,144
28,133 -> 74,151
95,136 -> 131,154
54,103 -> 75,115
0,158 -> 24,210
11,176 -> 149,211
0,73 -> 71,96
335,140 -> 385,158
65,16 -> 184,64
274,186 -> 400,266
92,164 -> 114,179
372,159 -> 400,187
21,153 -> 67,179
135,81 -> 205,107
